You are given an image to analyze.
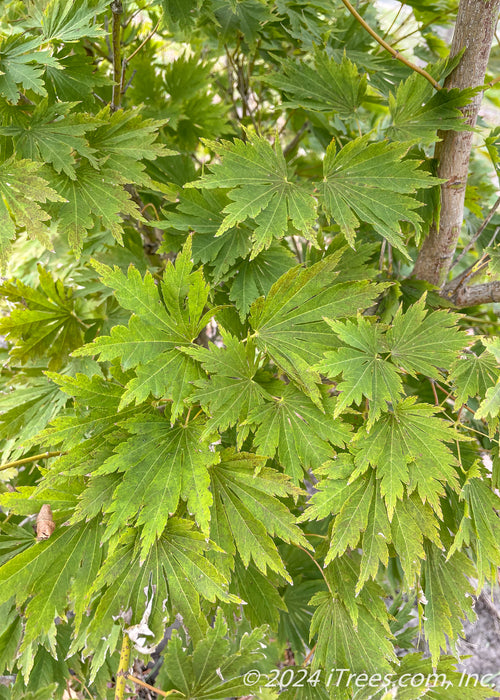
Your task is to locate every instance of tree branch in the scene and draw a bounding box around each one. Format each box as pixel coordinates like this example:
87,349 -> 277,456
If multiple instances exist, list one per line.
114,632 -> 132,700
412,0 -> 500,287
443,280 -> 500,307
338,0 -> 442,90
111,0 -> 123,111
450,194 -> 500,269
0,451 -> 66,472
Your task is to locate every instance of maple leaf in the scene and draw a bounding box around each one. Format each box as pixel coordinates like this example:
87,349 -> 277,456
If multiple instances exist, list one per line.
387,296 -> 467,379
0,158 -> 62,259
475,381 -> 500,420
264,52 -> 367,117
226,242 -> 295,319
309,589 -> 397,675
37,371 -> 133,450
422,544 -> 476,664
89,519 -> 237,646
450,346 -> 499,408
161,189 -> 253,282
0,519 -> 103,651
74,239 -> 212,418
0,266 -> 85,368
387,71 -> 474,145
0,35 -> 58,103
449,462 -> 500,588
316,315 -> 403,427
184,333 -> 270,445
247,384 -> 351,482
208,449 -> 308,581
87,107 -> 171,186
25,0 -> 108,43
351,398 -> 462,518
157,610 -> 268,699
97,412 -> 219,555
316,134 -> 439,252
0,101 -> 98,178
49,163 -> 145,252
189,132 -> 317,257
248,250 -> 386,405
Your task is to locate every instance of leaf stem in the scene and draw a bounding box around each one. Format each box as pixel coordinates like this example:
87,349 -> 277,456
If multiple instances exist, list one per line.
126,673 -> 184,697
111,0 -> 123,110
114,631 -> 132,700
338,0 -> 441,90
296,544 -> 333,595
0,451 -> 66,472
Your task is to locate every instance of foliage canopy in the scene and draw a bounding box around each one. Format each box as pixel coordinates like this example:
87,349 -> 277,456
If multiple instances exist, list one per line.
1,0 -> 500,698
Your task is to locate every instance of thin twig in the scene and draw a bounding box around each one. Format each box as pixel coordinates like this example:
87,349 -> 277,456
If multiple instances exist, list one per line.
338,0 -> 441,90
115,632 -> 132,700
451,196 -> 500,269
0,451 -> 66,472
296,544 -> 333,595
283,121 -> 309,157
126,673 -> 184,697
487,75 -> 500,89
110,0 -> 123,110
302,644 -> 316,667
126,18 -> 161,64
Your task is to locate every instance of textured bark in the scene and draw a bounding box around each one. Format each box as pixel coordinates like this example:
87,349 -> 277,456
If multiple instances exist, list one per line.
443,280 -> 500,307
412,0 -> 500,288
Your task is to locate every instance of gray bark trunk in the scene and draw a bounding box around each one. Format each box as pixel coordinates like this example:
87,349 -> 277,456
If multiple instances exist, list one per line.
412,0 -> 500,288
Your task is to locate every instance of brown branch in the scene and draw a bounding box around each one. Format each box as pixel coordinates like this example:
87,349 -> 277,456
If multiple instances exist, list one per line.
443,280 -> 500,307
412,0 -> 500,288
338,0 -> 442,90
111,0 -> 123,111
0,451 -> 66,472
451,195 -> 500,269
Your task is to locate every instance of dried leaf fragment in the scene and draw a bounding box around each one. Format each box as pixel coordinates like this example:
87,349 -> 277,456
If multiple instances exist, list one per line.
36,504 -> 55,541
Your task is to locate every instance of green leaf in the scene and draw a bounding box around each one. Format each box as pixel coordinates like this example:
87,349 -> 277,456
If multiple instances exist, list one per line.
387,71 -> 474,145
387,296 -> 467,379
209,449 -> 308,580
87,107 -> 170,186
351,398 -> 461,518
422,544 -> 476,664
248,251 -> 385,405
0,267 -> 85,367
227,243 -> 295,319
247,384 -> 351,482
0,519 -> 103,651
264,52 -> 367,117
0,158 -> 62,259
157,611 -> 268,699
161,189 -> 253,282
309,590 -> 396,675
98,412 -> 220,554
50,163 -> 144,252
450,464 -> 500,588
316,315 -> 403,427
185,333 -> 270,445
450,347 -> 499,408
0,101 -> 97,178
317,134 -> 439,252
89,520 -> 237,646
74,240 -> 209,417
25,0 -> 108,43
475,381 -> 500,420
190,132 -> 317,257
0,35 -> 58,102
